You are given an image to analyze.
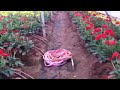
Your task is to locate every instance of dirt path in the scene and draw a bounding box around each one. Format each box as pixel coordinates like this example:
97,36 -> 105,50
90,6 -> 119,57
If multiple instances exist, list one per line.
39,11 -> 106,79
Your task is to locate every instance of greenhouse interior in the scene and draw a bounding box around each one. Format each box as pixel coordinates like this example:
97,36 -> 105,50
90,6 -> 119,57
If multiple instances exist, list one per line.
0,11 -> 120,79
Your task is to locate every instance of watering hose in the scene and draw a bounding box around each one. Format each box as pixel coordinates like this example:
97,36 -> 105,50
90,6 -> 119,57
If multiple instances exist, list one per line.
43,49 -> 74,69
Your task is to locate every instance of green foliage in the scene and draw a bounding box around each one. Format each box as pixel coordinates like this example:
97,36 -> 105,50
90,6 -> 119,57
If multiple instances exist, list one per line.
0,11 -> 50,79
71,11 -> 120,79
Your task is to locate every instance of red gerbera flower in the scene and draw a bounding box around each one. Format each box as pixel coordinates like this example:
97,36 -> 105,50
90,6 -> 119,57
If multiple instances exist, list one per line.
0,49 -> 4,54
104,29 -> 115,37
86,26 -> 92,30
95,33 -> 106,40
104,40 -> 110,45
101,33 -> 107,38
91,31 -> 96,35
111,52 -> 119,59
94,28 -> 101,32
0,18 -> 2,20
1,53 -> 10,57
12,48 -> 18,52
90,24 -> 94,28
23,25 -> 28,29
102,25 -> 108,28
74,12 -> 82,17
106,16 -> 109,18
86,24 -> 94,30
91,28 -> 101,35
92,14 -> 96,16
95,34 -> 102,40
104,29 -> 110,33
82,18 -> 86,21
83,15 -> 87,18
102,75 -> 109,79
107,57 -> 112,61
0,16 -> 4,21
106,18 -> 111,22
0,49 -> 10,57
109,40 -> 117,46
1,16 -> 5,18
1,30 -> 7,35
86,23 -> 94,30
104,40 -> 117,46
89,18 -> 93,22
83,15 -> 89,19
118,55 -> 120,60
23,17 -> 27,21
116,22 -> 120,25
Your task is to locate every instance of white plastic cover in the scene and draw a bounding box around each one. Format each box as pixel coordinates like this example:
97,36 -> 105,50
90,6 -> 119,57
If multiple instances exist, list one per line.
97,11 -> 120,20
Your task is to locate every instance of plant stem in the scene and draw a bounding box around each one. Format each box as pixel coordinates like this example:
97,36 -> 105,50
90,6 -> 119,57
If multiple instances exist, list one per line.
111,61 -> 117,70
13,51 -> 17,58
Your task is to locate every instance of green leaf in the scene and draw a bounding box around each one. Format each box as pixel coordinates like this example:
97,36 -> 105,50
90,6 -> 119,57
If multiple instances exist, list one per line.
0,58 -> 7,68
116,60 -> 120,64
15,61 -> 24,67
0,75 -> 3,79
0,68 -> 14,77
0,23 -> 3,30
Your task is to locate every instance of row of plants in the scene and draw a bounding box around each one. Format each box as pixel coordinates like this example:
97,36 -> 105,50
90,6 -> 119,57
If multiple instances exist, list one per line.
88,11 -> 120,26
0,11 -> 50,79
70,11 -> 120,79
0,11 -> 50,35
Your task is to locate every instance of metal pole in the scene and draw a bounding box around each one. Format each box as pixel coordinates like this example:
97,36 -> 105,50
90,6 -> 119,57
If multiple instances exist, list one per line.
105,11 -> 113,27
41,11 -> 46,38
105,11 -> 112,21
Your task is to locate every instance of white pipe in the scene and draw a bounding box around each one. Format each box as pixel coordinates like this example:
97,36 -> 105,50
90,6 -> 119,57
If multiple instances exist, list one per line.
41,11 -> 46,38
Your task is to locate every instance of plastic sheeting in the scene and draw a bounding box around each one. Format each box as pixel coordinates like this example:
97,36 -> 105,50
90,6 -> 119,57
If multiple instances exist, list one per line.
97,11 -> 120,20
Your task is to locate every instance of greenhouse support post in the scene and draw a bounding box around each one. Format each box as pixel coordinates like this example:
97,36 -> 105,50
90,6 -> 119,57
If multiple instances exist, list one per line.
105,11 -> 112,21
41,11 -> 46,38
105,11 -> 113,27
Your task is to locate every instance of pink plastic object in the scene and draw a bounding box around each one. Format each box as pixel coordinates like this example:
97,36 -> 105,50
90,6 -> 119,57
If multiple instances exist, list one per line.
43,49 -> 72,66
